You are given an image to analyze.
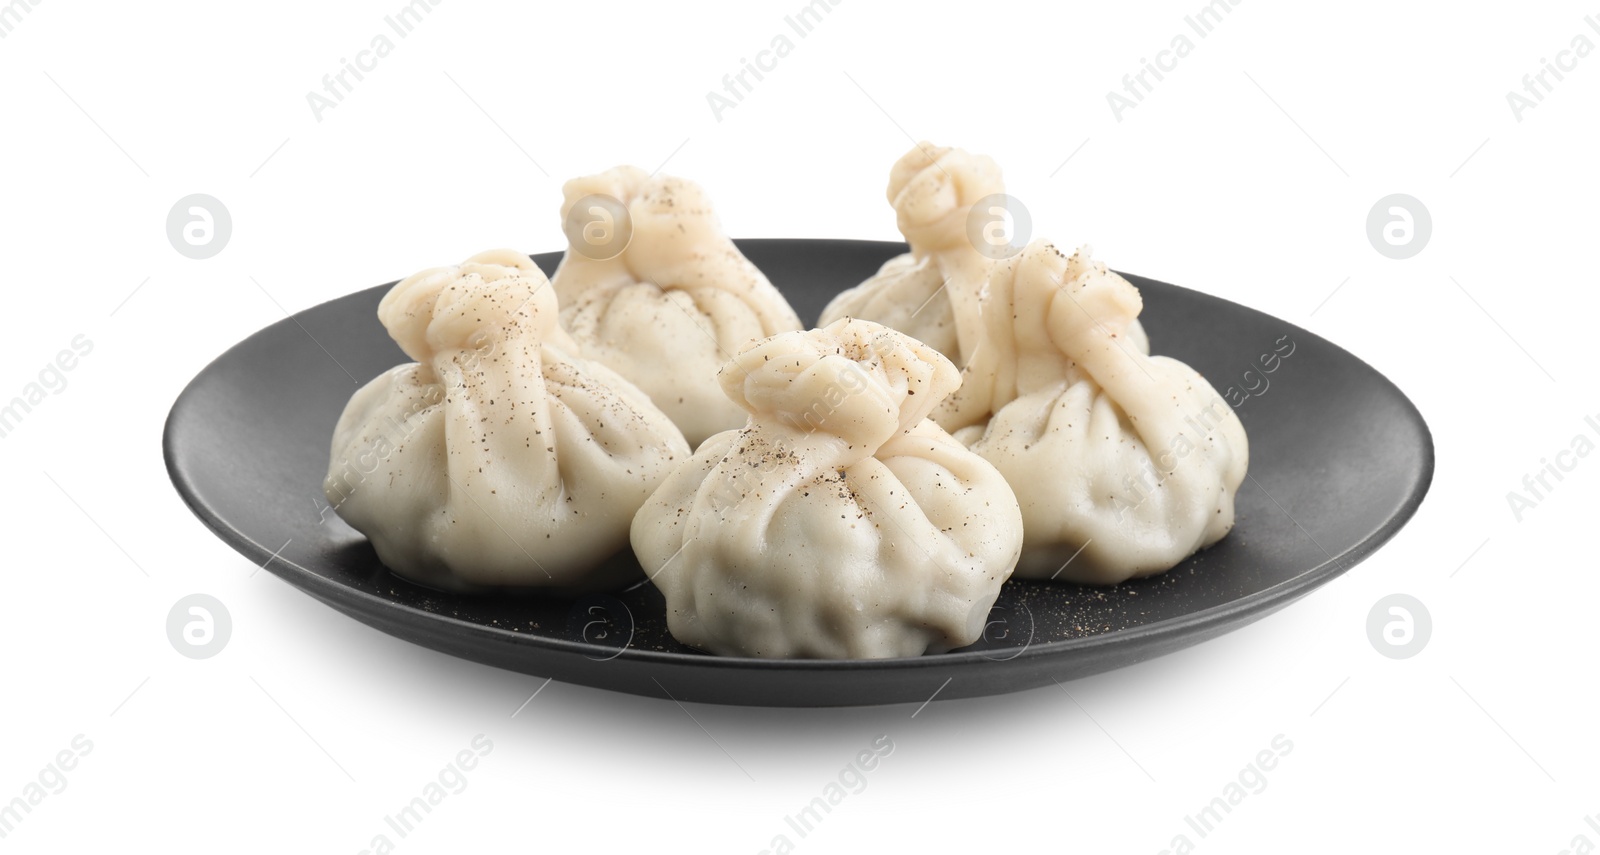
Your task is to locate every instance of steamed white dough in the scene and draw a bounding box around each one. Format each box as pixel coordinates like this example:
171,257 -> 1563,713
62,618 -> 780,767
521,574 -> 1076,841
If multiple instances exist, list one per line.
550,166 -> 802,448
935,241 -> 1247,585
818,142 -> 1002,367
819,142 -> 1150,366
324,249 -> 690,592
631,319 -> 1024,659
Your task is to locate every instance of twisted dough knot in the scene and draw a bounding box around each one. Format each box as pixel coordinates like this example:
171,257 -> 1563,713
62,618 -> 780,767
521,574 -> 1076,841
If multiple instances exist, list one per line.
1031,244 -> 1143,351
718,318 -> 959,452
558,165 -> 727,281
558,164 -> 648,222
887,142 -> 1005,251
378,249 -> 558,363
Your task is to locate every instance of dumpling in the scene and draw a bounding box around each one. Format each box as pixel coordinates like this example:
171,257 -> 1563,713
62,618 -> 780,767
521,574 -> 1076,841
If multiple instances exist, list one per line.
324,249 -> 691,592
630,318 -> 1024,659
817,142 -> 1002,367
934,241 -> 1247,585
549,166 -> 803,448
818,142 -> 1150,364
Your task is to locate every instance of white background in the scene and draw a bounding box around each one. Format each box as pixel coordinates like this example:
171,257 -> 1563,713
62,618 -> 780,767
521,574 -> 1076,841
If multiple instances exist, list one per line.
1,0 -> 1596,852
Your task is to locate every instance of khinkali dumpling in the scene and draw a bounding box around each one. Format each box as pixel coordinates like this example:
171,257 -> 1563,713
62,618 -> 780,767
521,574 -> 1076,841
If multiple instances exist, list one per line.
550,166 -> 803,448
324,249 -> 691,592
935,241 -> 1247,585
631,318 -> 1024,659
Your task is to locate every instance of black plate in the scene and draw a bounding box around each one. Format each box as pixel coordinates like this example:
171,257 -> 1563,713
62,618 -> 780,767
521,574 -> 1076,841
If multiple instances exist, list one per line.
163,240 -> 1433,707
